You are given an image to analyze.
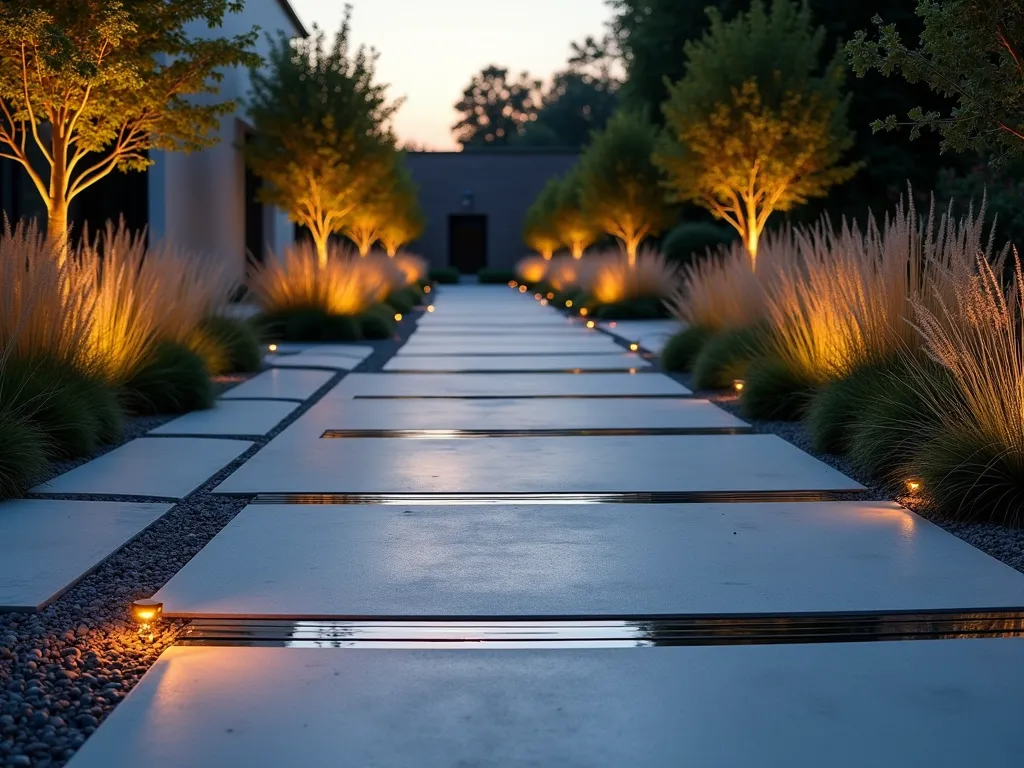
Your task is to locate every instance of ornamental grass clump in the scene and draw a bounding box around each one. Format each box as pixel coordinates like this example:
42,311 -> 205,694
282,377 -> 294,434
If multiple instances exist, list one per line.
579,247 -> 683,318
902,252 -> 1024,523
515,254 -> 549,285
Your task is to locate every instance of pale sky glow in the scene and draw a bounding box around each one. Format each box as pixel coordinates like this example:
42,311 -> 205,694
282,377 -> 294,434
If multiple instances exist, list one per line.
288,0 -> 612,150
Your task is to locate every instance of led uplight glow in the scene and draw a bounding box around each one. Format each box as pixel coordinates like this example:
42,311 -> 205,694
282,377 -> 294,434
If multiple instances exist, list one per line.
586,320 -> 595,328
733,379 -> 745,392
268,343 -> 278,353
427,305 -> 435,312
394,313 -> 402,322
629,343 -> 639,352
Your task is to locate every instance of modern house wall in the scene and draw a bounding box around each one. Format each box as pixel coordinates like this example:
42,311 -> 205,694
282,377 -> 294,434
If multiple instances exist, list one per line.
405,150 -> 580,273
149,0 -> 307,281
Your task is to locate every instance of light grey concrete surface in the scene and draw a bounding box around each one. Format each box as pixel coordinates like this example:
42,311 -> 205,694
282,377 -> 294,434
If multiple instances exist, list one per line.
65,641 -> 1024,767
35,438 -> 252,499
280,397 -> 745,436
327,372 -> 692,398
214,434 -> 864,494
398,337 -> 625,355
154,502 -> 1024,618
267,343 -> 374,358
599,320 -> 683,353
265,354 -> 363,371
383,354 -> 651,372
219,369 -> 334,401
0,500 -> 172,611
149,400 -> 299,437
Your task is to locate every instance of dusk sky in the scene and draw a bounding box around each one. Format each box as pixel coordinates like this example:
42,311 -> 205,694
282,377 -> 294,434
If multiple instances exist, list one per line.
289,0 -> 612,150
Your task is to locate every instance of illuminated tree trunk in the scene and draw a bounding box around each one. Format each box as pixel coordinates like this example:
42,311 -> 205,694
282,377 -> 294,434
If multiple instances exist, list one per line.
743,196 -> 760,270
541,248 -> 553,260
624,233 -> 643,268
310,227 -> 330,269
46,198 -> 69,249
569,241 -> 584,260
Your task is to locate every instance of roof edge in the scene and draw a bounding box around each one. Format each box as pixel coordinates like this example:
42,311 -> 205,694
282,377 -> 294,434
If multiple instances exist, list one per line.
275,0 -> 309,37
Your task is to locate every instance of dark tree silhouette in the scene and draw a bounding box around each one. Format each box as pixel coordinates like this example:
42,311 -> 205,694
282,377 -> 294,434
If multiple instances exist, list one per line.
452,66 -> 540,147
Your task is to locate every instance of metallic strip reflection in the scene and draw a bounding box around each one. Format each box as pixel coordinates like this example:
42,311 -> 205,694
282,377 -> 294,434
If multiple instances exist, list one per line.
250,491 -> 864,506
320,428 -> 752,439
178,611 -> 1024,649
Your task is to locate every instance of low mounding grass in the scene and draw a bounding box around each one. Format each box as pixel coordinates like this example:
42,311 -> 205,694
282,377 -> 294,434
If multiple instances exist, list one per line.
360,305 -> 397,339
899,252 -> 1024,523
741,355 -> 816,421
1,357 -> 123,457
123,341 -> 214,415
692,326 -> 765,390
846,364 -> 949,486
190,316 -> 263,376
804,359 -> 903,455
0,408 -> 49,500
660,326 -> 713,372
593,296 -> 668,320
429,265 -> 461,284
477,268 -> 517,284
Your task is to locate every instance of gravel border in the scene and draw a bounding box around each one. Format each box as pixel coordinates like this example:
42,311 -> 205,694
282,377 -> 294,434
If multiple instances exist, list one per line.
0,311 -> 422,767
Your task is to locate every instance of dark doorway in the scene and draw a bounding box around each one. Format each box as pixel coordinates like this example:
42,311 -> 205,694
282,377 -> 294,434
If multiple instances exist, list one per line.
448,214 -> 487,274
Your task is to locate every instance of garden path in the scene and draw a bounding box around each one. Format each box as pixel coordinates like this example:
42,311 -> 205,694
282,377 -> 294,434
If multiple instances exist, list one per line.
66,284 -> 1024,767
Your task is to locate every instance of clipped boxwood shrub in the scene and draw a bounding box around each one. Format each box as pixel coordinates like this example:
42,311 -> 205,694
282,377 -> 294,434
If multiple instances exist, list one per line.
386,290 -> 416,314
593,296 -> 668,320
660,326 -> 712,372
0,410 -> 50,500
429,266 -> 461,284
190,315 -> 263,375
691,326 -> 765,390
662,222 -> 737,267
123,341 -> 214,415
259,308 -> 362,342
360,304 -> 397,339
741,355 -> 817,421
477,268 -> 517,284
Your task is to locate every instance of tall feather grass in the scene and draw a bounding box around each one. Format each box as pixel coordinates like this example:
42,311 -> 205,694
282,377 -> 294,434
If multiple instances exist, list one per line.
545,256 -> 580,293
762,197 -> 1004,386
902,250 -> 1024,522
249,241 -> 395,317
392,251 -> 427,287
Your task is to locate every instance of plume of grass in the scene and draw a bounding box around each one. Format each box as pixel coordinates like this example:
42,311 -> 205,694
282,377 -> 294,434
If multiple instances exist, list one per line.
72,222 -> 238,384
579,247 -> 682,305
901,250 -> 1024,523
516,254 -> 550,285
391,251 -> 428,287
545,256 -> 580,293
249,241 -> 393,318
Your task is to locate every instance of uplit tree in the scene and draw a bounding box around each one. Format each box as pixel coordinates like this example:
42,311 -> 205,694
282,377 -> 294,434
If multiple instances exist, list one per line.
550,171 -> 600,259
656,0 -> 858,268
522,178 -> 563,260
452,66 -> 541,147
245,9 -> 399,267
378,164 -> 424,257
848,0 -> 1024,160
0,0 -> 258,246
577,110 -> 674,266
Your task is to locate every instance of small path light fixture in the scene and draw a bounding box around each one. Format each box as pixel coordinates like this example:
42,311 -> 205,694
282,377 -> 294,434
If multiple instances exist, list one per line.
268,343 -> 278,353
906,479 -> 922,494
427,305 -> 435,313
586,320 -> 596,329
394,313 -> 402,322
629,342 -> 639,352
733,379 -> 745,392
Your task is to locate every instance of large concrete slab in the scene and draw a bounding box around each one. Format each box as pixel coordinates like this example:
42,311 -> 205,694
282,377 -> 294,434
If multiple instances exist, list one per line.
148,400 -> 299,437
0,500 -> 172,611
384,354 -> 650,372
328,372 -> 691,398
599,320 -> 682,353
398,337 -> 625,355
154,501 -> 1024,618
36,438 -> 252,499
287,397 -> 744,434
214,434 -> 863,494
265,354 -> 363,371
219,368 -> 334,401
66,641 -> 1024,768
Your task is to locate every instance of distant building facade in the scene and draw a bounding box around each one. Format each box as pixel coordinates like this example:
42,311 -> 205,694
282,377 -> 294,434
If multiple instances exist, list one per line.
405,149 -> 580,274
0,0 -> 306,282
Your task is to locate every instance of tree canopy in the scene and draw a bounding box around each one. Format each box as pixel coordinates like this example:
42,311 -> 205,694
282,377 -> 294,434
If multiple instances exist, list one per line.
244,10 -> 399,266
452,66 -> 540,147
377,162 -> 425,257
656,0 -> 858,266
577,110 -> 674,264
0,0 -> 259,243
549,171 -> 601,258
848,0 -> 1024,161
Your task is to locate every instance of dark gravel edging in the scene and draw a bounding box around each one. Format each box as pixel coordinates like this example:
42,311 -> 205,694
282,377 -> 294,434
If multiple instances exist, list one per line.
0,312 -> 423,768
